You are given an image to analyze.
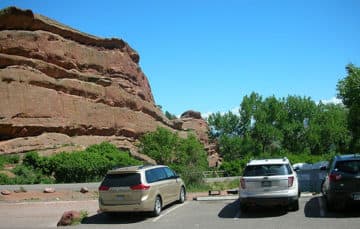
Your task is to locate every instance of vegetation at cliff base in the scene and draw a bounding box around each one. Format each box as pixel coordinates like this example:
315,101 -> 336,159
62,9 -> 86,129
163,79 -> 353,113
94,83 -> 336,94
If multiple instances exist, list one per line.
139,127 -> 208,187
0,142 -> 141,184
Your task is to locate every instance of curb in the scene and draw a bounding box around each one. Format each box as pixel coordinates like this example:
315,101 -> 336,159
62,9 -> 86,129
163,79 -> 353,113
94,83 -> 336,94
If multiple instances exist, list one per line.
193,192 -> 318,201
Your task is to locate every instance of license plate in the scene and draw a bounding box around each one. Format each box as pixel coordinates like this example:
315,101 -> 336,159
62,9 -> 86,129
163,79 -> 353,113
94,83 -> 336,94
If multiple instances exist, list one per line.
116,195 -> 124,200
353,194 -> 360,200
262,181 -> 272,187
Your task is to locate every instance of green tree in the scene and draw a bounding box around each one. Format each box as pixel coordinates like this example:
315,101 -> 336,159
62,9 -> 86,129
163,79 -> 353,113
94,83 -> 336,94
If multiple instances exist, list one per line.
239,92 -> 262,135
280,96 -> 317,153
207,111 -> 241,138
138,127 -> 178,164
139,127 -> 208,186
165,111 -> 177,120
307,103 -> 350,154
251,96 -> 284,153
337,64 -> 360,151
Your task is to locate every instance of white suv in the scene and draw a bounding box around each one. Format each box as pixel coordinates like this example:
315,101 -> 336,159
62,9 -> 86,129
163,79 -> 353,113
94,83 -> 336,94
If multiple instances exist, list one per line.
239,158 -> 300,212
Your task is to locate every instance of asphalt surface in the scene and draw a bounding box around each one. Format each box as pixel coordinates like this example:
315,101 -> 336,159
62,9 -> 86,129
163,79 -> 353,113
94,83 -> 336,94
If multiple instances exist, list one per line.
0,195 -> 359,229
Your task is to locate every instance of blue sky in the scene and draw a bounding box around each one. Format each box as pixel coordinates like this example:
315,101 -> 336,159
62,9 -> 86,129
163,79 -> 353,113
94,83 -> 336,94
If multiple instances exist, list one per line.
1,0 -> 359,117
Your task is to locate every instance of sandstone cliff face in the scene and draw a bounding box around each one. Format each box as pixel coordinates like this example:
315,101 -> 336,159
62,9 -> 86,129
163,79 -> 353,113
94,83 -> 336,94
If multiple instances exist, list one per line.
0,7 -> 219,165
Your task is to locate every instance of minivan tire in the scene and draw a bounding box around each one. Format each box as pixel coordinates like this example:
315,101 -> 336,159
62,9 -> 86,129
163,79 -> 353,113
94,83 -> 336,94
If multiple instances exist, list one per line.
152,196 -> 162,217
178,186 -> 186,204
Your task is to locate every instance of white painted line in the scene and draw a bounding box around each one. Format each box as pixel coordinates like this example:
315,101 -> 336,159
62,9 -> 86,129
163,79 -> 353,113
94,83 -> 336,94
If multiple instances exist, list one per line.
318,197 -> 325,217
234,210 -> 241,219
0,200 -> 98,206
195,196 -> 238,201
152,202 -> 188,223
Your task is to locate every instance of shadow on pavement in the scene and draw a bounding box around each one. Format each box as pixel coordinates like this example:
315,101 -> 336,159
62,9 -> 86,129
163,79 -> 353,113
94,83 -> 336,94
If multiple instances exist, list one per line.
82,212 -> 149,224
305,196 -> 360,218
218,199 -> 287,219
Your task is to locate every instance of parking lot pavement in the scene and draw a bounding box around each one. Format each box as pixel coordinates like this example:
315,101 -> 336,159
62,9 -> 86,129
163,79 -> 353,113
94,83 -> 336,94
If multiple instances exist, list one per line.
1,195 -> 359,229
78,195 -> 360,229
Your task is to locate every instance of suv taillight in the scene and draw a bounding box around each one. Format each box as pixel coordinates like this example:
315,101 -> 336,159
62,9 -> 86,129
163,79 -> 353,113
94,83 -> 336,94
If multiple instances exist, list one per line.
288,176 -> 294,187
99,185 -> 110,191
130,184 -> 150,190
329,173 -> 342,182
240,178 -> 246,189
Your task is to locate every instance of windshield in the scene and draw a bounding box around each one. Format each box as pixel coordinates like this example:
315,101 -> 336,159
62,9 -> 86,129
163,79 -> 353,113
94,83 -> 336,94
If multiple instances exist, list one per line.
243,164 -> 292,176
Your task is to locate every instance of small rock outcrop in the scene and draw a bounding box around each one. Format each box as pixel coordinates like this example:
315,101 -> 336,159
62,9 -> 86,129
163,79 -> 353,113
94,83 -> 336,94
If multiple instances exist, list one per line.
1,190 -> 11,195
43,187 -> 56,193
80,187 -> 89,194
57,211 -> 82,226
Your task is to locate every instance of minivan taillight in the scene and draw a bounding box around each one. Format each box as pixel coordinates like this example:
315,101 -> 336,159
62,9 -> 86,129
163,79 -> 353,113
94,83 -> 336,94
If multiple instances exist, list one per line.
288,176 -> 294,187
130,184 -> 150,190
99,185 -> 110,191
240,178 -> 246,189
329,174 -> 342,182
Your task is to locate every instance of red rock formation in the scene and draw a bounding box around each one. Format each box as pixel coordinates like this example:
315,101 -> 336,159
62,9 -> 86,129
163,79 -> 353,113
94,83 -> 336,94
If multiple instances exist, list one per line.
0,7 -> 219,166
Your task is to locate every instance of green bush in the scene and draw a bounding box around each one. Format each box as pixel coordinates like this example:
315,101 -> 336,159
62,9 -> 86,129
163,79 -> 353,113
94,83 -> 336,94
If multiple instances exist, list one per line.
219,160 -> 243,176
11,165 -> 49,184
50,142 -> 141,183
0,142 -> 141,184
139,127 -> 209,186
0,173 -> 12,185
0,154 -> 20,169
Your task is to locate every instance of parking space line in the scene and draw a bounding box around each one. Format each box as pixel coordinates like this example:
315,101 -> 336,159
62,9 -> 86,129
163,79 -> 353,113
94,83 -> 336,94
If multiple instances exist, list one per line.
152,202 -> 188,222
233,210 -> 241,219
318,197 -> 325,217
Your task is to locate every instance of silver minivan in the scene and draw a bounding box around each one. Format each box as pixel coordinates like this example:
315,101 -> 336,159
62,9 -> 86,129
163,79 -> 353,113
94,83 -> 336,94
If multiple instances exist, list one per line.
99,165 -> 186,216
239,158 -> 300,212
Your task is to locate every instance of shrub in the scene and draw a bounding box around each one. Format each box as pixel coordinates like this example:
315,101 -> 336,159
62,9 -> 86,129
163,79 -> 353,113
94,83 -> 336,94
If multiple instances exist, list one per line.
50,142 -> 141,183
0,143 -> 141,184
12,165 -> 39,184
139,127 -> 209,186
219,160 -> 243,176
0,173 -> 12,185
0,154 -> 20,169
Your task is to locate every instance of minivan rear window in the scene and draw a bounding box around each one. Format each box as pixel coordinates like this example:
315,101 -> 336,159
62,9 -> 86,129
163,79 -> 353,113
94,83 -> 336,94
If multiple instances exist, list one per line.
101,173 -> 141,187
335,160 -> 360,174
243,164 -> 292,176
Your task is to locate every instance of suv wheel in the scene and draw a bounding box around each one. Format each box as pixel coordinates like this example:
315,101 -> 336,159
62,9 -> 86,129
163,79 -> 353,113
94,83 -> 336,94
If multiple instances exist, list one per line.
289,200 -> 299,211
152,196 -> 162,217
178,186 -> 186,203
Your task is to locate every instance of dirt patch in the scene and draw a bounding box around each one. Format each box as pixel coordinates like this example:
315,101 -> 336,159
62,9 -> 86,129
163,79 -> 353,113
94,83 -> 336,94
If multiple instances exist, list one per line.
0,190 -> 99,203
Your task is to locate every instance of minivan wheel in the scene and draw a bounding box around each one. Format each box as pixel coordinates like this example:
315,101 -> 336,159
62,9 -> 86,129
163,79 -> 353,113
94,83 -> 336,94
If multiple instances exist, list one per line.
152,196 -> 162,217
178,186 -> 186,204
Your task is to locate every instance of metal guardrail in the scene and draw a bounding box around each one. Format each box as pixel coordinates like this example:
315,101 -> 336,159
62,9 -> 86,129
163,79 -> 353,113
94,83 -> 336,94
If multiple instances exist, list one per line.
202,170 -> 226,178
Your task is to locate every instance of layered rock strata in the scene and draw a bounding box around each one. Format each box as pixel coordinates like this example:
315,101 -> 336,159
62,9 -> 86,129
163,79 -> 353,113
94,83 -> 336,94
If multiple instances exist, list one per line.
0,7 -> 219,165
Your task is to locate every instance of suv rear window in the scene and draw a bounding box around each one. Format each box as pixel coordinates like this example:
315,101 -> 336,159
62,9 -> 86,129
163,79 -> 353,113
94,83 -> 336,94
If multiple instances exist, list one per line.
243,164 -> 292,176
335,160 -> 360,174
101,173 -> 141,187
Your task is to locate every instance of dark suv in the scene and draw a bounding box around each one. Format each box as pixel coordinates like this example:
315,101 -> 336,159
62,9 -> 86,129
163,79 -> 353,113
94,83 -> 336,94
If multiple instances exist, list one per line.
321,154 -> 360,211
